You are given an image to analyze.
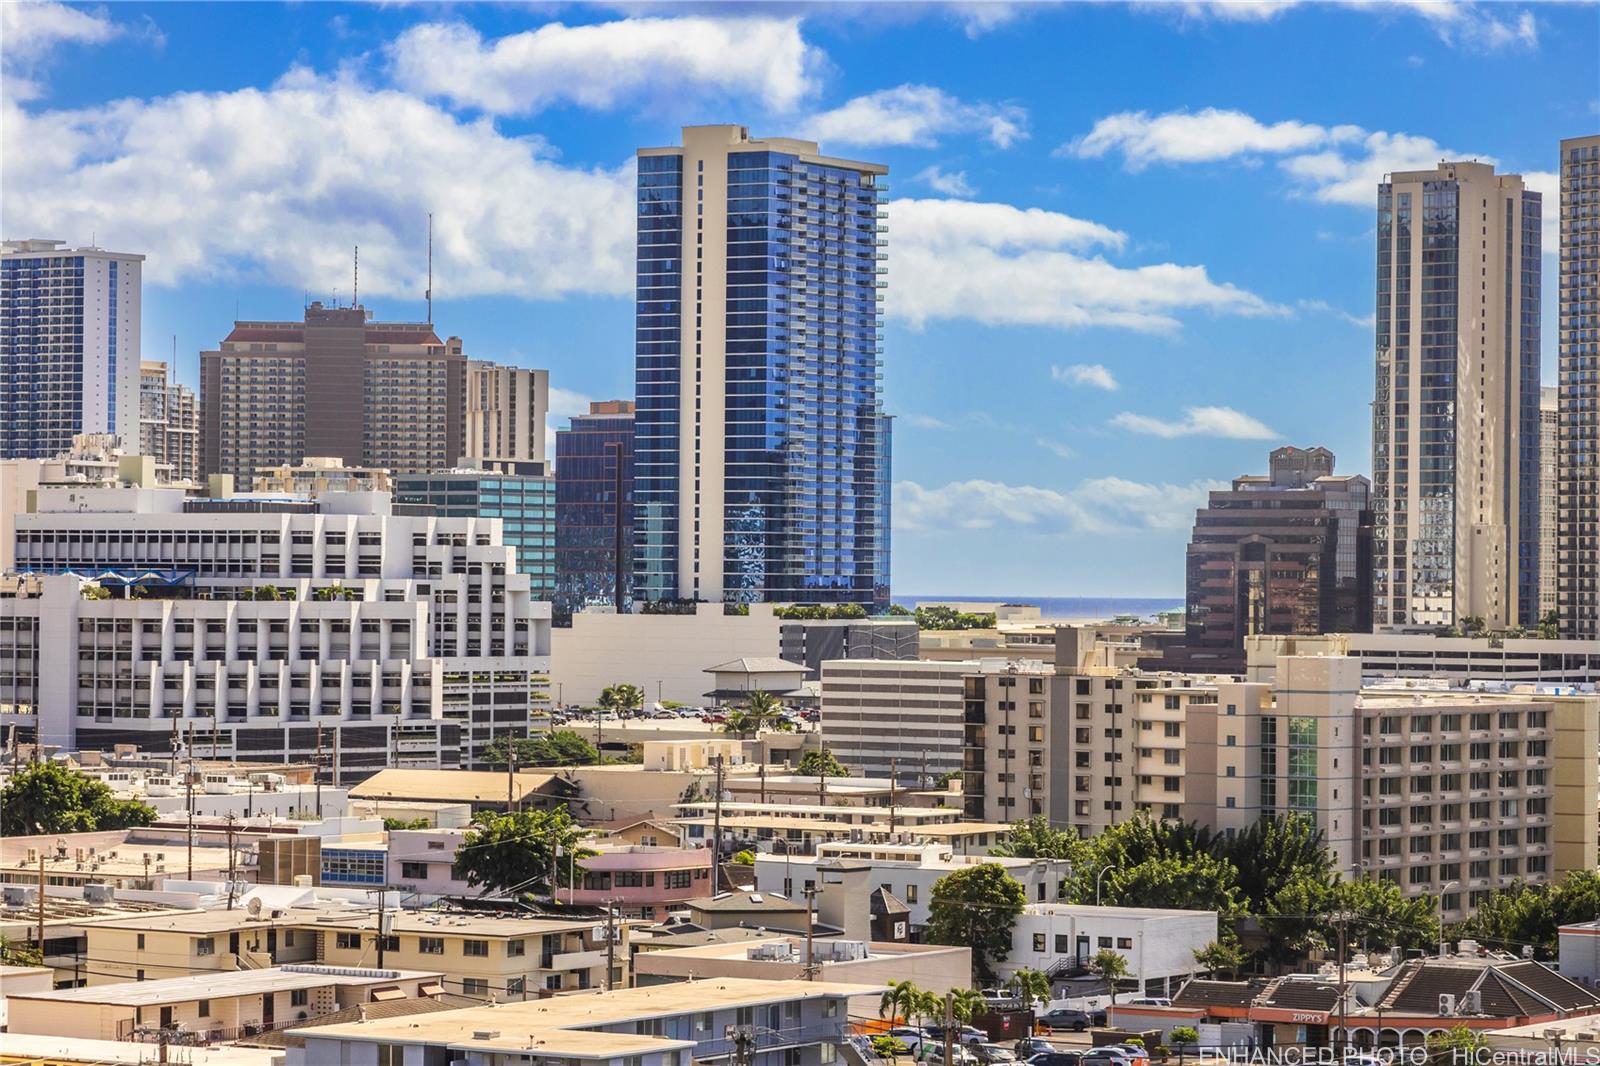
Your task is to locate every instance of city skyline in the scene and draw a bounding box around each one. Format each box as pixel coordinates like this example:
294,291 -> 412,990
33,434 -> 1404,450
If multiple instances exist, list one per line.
3,1 -> 1596,596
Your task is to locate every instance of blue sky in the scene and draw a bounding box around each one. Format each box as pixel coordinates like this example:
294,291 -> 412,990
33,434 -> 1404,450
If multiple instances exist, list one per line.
3,0 -> 1595,597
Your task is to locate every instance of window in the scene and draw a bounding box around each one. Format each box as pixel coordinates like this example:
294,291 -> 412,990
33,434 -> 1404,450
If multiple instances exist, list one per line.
1117,938 -> 1133,949
462,978 -> 489,996
336,932 -> 361,950
377,1047 -> 405,1066
463,939 -> 490,957
1098,936 -> 1112,948
137,934 -> 145,949
508,939 -> 525,957
905,884 -> 918,903
400,861 -> 429,880
290,990 -> 308,1007
1034,933 -> 1047,952
506,977 -> 525,996
198,999 -> 211,1017
419,937 -> 445,955
195,937 -> 215,956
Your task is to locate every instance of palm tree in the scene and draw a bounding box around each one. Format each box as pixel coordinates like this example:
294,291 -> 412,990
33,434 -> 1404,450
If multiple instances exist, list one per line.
745,688 -> 784,731
598,683 -> 644,717
879,978 -> 920,1026
912,988 -> 943,1030
1008,967 -> 1051,1008
950,988 -> 988,1025
1091,948 -> 1131,1005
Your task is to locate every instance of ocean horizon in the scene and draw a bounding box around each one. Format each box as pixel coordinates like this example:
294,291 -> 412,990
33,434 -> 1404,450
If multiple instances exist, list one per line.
893,594 -> 1183,622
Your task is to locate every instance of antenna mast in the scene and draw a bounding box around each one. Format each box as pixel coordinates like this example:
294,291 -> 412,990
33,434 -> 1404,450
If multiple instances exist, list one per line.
426,213 -> 433,324
353,245 -> 359,308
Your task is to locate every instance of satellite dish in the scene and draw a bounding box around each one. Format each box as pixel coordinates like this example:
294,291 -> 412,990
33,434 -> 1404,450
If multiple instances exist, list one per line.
247,897 -> 263,918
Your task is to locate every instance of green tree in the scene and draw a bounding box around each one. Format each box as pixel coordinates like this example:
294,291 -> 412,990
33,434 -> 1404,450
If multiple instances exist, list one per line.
797,747 -> 851,778
887,604 -> 913,617
1094,853 -> 1241,914
1426,1026 -> 1486,1062
914,606 -> 996,631
0,934 -> 42,966
950,987 -> 988,1025
1459,871 -> 1600,959
1169,1026 -> 1201,1064
1216,814 -> 1331,914
598,683 -> 645,717
912,988 -> 943,1029
1193,939 -> 1247,980
0,762 -> 156,836
483,730 -> 600,768
1008,967 -> 1052,1006
382,816 -> 433,831
1090,948 -> 1131,1005
872,1035 -> 909,1063
453,808 -> 591,898
925,863 -> 1027,986
731,849 -> 756,865
990,817 -> 1092,866
879,978 -> 921,1026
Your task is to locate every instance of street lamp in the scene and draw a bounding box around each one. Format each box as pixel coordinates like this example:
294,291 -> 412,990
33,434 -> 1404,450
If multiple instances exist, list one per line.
1094,863 -> 1121,907
1438,880 -> 1460,958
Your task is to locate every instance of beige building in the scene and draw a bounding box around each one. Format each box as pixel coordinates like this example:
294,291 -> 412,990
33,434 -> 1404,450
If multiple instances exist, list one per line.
466,360 -> 548,467
139,360 -> 200,484
252,455 -> 392,495
1558,134 -> 1600,639
6,964 -> 443,1043
1372,160 -> 1542,630
1541,385 -> 1560,620
821,658 -> 970,784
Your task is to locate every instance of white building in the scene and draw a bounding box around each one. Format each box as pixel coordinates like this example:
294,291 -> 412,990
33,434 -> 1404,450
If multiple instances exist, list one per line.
820,658 -> 971,783
753,842 -> 1072,930
2,239 -> 144,460
1560,920 -> 1600,985
551,601 -> 781,706
1005,903 -> 1217,995
0,486 -> 551,774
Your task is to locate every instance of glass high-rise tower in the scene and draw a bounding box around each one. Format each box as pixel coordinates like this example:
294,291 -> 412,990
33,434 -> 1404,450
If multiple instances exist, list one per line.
1371,161 -> 1541,630
1557,135 -> 1600,638
634,124 -> 889,607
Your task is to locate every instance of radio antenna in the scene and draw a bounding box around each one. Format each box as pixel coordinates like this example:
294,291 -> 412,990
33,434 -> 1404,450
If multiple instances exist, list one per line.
426,213 -> 433,324
353,245 -> 359,308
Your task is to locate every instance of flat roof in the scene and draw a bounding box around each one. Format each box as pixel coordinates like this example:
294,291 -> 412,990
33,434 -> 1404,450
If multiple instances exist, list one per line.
302,977 -> 884,1049
0,1033 -> 281,1066
300,909 -> 604,937
8,965 -> 444,1006
85,905 -> 336,934
348,769 -> 565,803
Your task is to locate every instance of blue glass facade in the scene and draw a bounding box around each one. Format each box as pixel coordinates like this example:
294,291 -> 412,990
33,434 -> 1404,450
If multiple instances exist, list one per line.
633,132 -> 890,607
1,252 -> 88,458
394,473 -> 557,598
554,407 -> 635,617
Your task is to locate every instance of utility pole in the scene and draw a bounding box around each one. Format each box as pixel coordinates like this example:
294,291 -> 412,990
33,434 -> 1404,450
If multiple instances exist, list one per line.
36,850 -> 45,960
507,748 -> 517,813
943,991 -> 956,1066
803,885 -> 817,980
710,756 -> 726,883
889,757 -> 898,835
605,901 -> 617,991
315,727 -> 323,819
376,887 -> 388,967
225,815 -> 237,910
919,751 -> 928,792
332,728 -> 340,789
1334,909 -> 1356,1054
759,754 -> 767,805
186,723 -> 196,880
211,705 -> 219,760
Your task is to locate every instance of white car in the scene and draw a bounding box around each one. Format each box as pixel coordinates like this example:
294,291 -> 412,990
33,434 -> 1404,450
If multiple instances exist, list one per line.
885,1028 -> 929,1056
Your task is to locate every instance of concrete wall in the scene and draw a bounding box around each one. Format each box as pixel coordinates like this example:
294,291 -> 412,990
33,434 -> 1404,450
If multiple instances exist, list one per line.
551,603 -> 781,706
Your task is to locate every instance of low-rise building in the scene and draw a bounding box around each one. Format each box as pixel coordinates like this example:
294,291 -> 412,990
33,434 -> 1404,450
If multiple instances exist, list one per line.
5,963 -> 445,1043
1561,919 -> 1600,984
286,977 -> 878,1066
1004,903 -> 1216,994
348,768 -> 578,814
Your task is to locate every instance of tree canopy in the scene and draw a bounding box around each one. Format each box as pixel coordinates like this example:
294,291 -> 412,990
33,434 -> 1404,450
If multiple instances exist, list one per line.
453,808 -> 592,899
1458,872 -> 1600,960
925,862 -> 1027,985
0,762 -> 156,836
483,730 -> 600,767
990,816 -> 1092,866
796,747 -> 851,778
914,606 -> 996,630
598,683 -> 644,714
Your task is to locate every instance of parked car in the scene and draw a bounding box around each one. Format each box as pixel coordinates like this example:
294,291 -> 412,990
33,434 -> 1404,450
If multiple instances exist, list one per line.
1014,1039 -> 1055,1060
1124,998 -> 1172,1007
1036,1009 -> 1092,1033
928,1047 -> 980,1066
925,1025 -> 988,1048
1079,1050 -> 1136,1066
1025,1054 -> 1084,1066
884,1027 -> 929,1056
975,1044 -> 1018,1064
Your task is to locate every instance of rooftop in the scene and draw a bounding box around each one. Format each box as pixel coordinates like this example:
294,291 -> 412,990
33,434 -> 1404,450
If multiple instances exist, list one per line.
0,1033 -> 279,1066
8,965 -> 444,1006
348,769 -> 571,804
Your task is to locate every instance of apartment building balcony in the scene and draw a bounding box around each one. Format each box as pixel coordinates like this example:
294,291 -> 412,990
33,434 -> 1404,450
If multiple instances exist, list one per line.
547,949 -> 605,972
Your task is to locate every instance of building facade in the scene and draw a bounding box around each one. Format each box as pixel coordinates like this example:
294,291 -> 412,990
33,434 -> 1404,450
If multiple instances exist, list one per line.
394,468 -> 557,600
777,616 -> 919,680
0,486 -> 552,773
199,302 -> 466,482
1,239 -> 143,459
819,659 -> 969,784
634,124 -> 890,608
466,360 -> 548,467
554,400 -> 635,617
138,360 -> 200,484
1161,447 -> 1372,674
1372,162 -> 1542,630
1558,134 -> 1600,638
1540,386 -> 1559,620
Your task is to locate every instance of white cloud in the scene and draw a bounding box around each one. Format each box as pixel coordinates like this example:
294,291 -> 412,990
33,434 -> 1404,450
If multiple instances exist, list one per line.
545,385 -> 596,456
1136,1 -> 1539,51
1036,438 -> 1076,460
1,70 -> 636,300
388,16 -> 820,115
1111,405 -> 1279,440
902,413 -> 957,430
1278,128 -> 1483,207
1522,170 -> 1560,255
800,85 -> 1027,149
1051,363 -> 1119,391
914,165 -> 976,197
1065,107 -> 1355,169
948,2 -> 1028,36
1297,299 -> 1376,330
894,476 -> 1219,535
1,1 -> 120,53
888,197 -> 1279,334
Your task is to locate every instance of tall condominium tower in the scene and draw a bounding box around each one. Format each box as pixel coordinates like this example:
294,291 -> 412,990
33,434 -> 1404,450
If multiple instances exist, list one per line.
1,239 -> 143,458
466,361 -> 549,468
634,125 -> 889,607
139,360 -> 200,483
1371,162 -> 1541,631
1540,386 -> 1559,621
200,301 -> 466,482
554,400 -> 636,617
1558,134 -> 1600,638
1155,446 -> 1373,675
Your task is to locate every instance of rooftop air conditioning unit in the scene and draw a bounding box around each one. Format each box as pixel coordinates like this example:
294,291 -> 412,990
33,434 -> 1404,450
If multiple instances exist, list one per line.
1439,994 -> 1456,1015
1462,991 -> 1482,1014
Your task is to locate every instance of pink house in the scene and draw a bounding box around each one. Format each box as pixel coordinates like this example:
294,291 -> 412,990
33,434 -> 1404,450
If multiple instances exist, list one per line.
566,845 -> 714,920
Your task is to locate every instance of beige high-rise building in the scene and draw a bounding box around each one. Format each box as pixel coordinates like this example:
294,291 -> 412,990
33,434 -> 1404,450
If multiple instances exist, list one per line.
1557,134 -> 1600,638
466,361 -> 548,468
200,302 -> 466,482
138,359 -> 199,483
1372,162 -> 1542,631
